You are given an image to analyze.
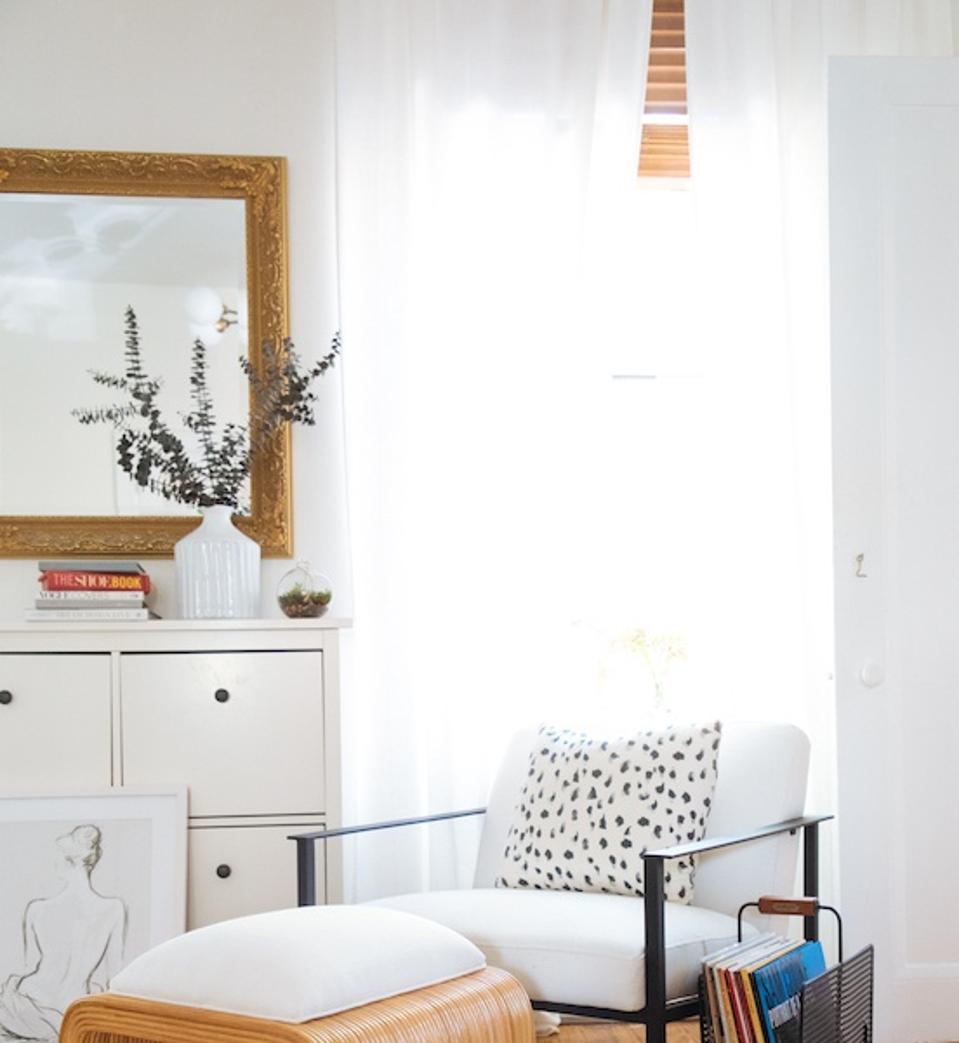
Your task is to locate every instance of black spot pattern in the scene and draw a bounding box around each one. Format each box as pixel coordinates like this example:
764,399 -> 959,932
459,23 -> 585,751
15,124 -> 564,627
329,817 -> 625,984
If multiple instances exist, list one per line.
495,721 -> 722,902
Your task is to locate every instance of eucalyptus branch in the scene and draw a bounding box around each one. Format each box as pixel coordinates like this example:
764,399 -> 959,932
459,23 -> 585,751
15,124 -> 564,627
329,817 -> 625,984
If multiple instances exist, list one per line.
241,332 -> 341,454
73,307 -> 339,510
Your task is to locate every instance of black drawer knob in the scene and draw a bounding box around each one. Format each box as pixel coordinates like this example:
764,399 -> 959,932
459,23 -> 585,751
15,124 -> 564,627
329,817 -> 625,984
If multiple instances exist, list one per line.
216,864 -> 232,879
214,688 -> 230,703
0,690 -> 12,705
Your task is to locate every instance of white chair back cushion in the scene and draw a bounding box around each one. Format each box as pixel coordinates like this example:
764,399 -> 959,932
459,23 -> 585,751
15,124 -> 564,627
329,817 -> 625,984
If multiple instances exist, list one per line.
474,722 -> 810,919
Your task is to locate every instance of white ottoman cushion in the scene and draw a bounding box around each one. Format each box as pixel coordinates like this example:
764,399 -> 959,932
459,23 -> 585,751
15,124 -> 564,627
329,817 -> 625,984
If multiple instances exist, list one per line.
109,905 -> 487,1022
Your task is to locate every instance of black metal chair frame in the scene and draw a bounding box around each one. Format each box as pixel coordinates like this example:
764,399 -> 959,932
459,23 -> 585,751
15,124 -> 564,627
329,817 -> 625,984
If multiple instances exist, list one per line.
290,811 -> 832,1043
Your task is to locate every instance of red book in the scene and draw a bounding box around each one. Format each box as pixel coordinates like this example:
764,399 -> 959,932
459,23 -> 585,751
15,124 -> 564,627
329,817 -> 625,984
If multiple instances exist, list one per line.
40,571 -> 152,594
724,966 -> 752,1043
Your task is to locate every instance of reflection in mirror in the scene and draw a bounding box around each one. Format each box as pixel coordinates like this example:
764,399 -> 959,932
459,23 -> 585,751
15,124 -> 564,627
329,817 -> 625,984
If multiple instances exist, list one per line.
0,194 -> 248,517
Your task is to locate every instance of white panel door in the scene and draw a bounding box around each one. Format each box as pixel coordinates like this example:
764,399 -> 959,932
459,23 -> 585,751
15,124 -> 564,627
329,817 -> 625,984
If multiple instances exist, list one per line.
187,822 -> 325,929
830,57 -> 959,1043
0,653 -> 112,788
120,651 -> 325,817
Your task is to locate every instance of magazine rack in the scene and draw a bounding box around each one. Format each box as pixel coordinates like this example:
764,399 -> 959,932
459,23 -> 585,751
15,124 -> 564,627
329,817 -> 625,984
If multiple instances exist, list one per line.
698,896 -> 874,1043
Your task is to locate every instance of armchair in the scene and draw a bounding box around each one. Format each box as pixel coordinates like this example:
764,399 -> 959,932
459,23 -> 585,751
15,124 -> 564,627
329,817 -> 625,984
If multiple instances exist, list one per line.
291,722 -> 830,1043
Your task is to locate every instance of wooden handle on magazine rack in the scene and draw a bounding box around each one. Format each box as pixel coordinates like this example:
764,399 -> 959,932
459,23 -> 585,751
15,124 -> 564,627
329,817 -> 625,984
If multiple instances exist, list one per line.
738,895 -> 843,962
757,896 -> 820,917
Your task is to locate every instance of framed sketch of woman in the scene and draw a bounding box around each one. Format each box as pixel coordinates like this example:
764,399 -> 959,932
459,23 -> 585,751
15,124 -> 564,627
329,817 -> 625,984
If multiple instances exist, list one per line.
0,790 -> 186,1043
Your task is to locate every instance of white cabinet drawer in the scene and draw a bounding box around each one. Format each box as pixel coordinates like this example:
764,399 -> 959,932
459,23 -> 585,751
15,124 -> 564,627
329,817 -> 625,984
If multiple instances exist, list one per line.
120,651 -> 324,817
0,654 -> 111,788
188,821 -> 325,928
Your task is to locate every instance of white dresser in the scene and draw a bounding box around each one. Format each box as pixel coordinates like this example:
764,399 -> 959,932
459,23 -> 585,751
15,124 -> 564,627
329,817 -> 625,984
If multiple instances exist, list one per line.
0,619 -> 345,929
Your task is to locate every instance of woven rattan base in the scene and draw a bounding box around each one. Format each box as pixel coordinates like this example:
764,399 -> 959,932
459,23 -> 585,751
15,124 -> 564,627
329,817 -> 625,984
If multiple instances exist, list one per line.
61,966 -> 534,1043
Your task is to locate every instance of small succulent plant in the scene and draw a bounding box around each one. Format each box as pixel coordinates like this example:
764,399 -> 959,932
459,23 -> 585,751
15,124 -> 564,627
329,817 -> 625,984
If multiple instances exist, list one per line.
277,582 -> 333,619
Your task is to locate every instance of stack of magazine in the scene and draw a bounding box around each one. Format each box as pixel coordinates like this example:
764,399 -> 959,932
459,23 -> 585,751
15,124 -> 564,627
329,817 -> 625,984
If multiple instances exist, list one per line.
26,560 -> 157,622
701,934 -> 826,1043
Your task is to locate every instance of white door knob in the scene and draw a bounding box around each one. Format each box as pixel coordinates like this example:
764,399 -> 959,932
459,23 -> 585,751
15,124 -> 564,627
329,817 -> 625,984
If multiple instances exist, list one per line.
860,661 -> 884,688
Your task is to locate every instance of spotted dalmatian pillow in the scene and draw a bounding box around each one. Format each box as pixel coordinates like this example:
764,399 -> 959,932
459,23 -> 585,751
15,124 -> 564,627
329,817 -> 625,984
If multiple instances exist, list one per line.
495,721 -> 722,903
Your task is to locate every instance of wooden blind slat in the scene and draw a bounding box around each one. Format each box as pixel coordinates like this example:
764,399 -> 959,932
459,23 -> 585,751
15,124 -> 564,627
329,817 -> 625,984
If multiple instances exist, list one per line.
646,67 -> 687,84
652,14 -> 683,30
639,125 -> 690,178
647,71 -> 686,85
650,30 -> 684,46
645,86 -> 687,103
648,48 -> 685,65
640,124 -> 688,143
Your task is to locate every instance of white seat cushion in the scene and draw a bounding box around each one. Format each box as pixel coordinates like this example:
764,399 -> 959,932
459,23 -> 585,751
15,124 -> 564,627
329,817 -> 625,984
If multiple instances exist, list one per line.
109,905 -> 486,1022
368,888 -> 750,1012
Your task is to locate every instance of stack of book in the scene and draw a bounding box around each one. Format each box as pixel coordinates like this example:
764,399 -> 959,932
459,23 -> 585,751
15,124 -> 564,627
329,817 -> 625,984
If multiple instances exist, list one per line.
701,934 -> 826,1043
27,561 -> 156,622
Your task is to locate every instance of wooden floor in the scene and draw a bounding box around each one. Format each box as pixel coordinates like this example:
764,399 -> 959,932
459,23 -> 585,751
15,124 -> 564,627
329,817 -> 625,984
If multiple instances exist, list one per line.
556,1019 -> 700,1043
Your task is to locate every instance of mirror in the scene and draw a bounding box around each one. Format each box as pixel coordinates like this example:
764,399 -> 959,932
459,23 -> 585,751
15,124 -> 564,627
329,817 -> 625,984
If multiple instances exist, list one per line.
0,148 -> 291,557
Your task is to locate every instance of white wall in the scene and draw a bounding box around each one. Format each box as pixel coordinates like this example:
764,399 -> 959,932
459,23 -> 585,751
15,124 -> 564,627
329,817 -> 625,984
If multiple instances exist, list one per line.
0,0 -> 349,621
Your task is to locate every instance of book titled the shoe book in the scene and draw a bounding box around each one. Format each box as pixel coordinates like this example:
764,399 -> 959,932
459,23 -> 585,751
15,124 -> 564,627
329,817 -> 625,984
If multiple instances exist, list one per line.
39,571 -> 151,593
37,560 -> 152,594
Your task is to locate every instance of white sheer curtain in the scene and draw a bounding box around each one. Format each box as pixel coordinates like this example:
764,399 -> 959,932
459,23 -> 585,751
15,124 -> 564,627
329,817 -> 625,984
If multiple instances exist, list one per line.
333,0 -> 959,905
684,0 -> 958,913
334,0 -> 651,899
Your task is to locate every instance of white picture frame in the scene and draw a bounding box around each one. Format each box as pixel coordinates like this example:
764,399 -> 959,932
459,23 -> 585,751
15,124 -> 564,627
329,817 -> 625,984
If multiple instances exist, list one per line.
0,787 -> 186,1042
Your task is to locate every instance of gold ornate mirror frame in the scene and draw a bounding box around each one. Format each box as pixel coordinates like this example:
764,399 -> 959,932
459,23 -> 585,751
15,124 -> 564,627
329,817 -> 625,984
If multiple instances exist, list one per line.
0,147 -> 292,557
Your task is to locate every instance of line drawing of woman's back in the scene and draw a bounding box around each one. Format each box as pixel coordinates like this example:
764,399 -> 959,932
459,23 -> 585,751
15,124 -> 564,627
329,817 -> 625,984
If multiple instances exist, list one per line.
0,824 -> 127,1042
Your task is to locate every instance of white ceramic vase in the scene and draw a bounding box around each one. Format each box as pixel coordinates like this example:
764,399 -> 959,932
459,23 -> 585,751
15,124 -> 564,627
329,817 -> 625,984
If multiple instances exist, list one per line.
175,505 -> 261,619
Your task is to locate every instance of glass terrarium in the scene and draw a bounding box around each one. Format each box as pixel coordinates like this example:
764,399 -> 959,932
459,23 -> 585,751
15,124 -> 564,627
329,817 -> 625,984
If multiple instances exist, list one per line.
276,561 -> 333,619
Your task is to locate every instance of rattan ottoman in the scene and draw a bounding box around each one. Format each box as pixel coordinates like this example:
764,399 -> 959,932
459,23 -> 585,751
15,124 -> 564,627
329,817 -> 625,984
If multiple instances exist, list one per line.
61,966 -> 533,1043
60,906 -> 534,1043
